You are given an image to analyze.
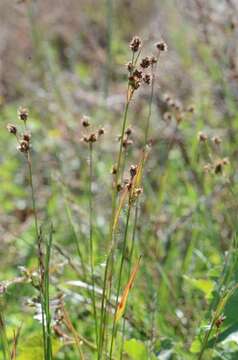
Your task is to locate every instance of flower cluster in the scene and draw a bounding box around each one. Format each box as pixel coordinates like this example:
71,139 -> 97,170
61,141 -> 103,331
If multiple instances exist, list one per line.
81,115 -> 105,144
7,107 -> 31,154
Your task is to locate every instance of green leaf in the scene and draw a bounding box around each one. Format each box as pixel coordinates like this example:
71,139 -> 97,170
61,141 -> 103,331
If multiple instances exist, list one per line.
16,333 -> 62,360
183,276 -> 214,300
124,339 -> 148,360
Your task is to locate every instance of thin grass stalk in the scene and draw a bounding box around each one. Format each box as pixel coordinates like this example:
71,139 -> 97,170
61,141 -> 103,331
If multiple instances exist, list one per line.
98,52 -> 135,357
118,59 -> 157,357
144,61 -> 158,145
99,47 -> 143,357
109,194 -> 133,358
0,309 -> 11,360
26,150 -> 47,360
89,142 -> 99,347
104,0 -> 113,96
44,225 -> 53,360
119,202 -> 139,359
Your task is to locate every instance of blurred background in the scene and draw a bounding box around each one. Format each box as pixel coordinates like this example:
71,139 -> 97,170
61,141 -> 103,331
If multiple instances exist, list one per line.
0,0 -> 238,359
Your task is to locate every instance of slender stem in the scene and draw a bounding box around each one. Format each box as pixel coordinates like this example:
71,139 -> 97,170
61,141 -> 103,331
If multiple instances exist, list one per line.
109,195 -> 132,358
26,151 -> 47,359
144,62 -> 157,145
89,143 -> 99,347
119,202 -> 139,359
98,52 -> 135,358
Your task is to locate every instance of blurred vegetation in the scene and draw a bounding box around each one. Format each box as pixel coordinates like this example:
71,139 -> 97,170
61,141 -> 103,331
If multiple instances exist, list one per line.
0,0 -> 238,359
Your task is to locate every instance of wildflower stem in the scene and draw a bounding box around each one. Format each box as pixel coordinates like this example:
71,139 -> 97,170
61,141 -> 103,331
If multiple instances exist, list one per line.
89,142 -> 99,348
98,51 -> 135,357
26,151 -> 47,359
109,194 -> 132,358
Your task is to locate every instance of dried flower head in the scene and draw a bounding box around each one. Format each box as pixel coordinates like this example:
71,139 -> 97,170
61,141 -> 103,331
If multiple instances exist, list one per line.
212,136 -> 221,145
156,41 -> 168,52
111,165 -> 117,175
163,112 -> 172,121
214,160 -> 223,174
7,123 -> 17,135
133,69 -> 143,79
81,116 -> 90,128
134,187 -> 143,196
150,56 -> 158,65
130,165 -> 137,179
125,127 -> 132,136
122,138 -> 133,148
98,128 -> 105,136
130,36 -> 142,52
143,74 -> 151,85
88,133 -> 97,143
23,132 -> 31,142
126,62 -> 134,72
128,75 -> 141,90
198,132 -> 208,142
116,183 -> 122,192
164,93 -> 172,103
140,57 -> 150,69
222,157 -> 229,165
18,140 -> 30,153
18,107 -> 29,122
83,135 -> 89,143
215,315 -> 226,329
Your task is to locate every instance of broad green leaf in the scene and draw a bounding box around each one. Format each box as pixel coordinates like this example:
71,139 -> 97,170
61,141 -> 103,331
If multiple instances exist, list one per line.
16,333 -> 62,360
183,276 -> 214,300
124,339 -> 148,360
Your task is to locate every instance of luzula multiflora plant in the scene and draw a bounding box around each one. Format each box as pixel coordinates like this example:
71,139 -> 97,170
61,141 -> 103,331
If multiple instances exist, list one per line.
7,109 -> 53,359
98,36 -> 167,358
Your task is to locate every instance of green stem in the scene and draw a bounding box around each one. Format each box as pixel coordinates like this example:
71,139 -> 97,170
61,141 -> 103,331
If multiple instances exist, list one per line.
119,202 -> 139,359
89,143 -> 99,348
109,195 -> 132,358
98,52 -> 135,358
26,151 -> 47,359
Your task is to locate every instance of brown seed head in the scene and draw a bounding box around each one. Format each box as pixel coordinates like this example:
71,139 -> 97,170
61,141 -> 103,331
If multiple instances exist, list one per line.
134,187 -> 143,196
130,36 -> 142,52
198,132 -> 207,142
150,56 -> 158,65
18,107 -> 29,122
116,183 -> 122,192
7,123 -> 17,135
133,69 -> 143,79
18,140 -> 30,153
125,127 -> 132,136
130,165 -> 137,179
98,128 -> 105,136
222,157 -> 229,165
123,138 -> 133,148
214,160 -> 223,174
140,57 -> 150,69
23,132 -> 31,142
83,135 -> 89,143
212,136 -> 221,145
126,62 -> 134,72
163,112 -> 172,121
88,133 -> 97,143
111,165 -> 117,175
128,76 -> 141,90
155,41 -> 168,52
81,116 -> 90,127
143,74 -> 151,85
